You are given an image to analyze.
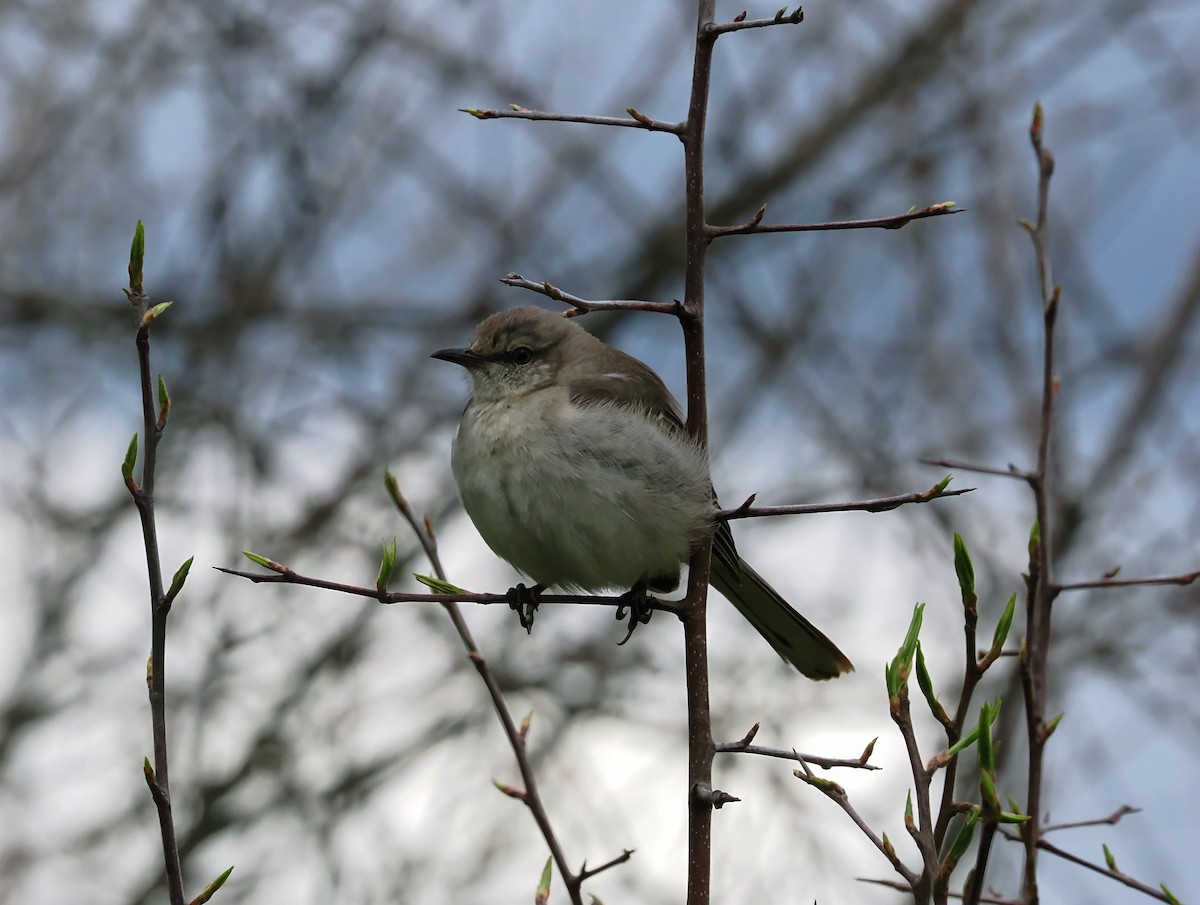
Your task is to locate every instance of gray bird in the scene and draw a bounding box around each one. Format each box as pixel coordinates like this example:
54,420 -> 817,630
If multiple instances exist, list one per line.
433,306 -> 852,680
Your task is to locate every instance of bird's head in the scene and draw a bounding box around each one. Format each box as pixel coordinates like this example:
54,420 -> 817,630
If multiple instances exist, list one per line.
432,306 -> 581,403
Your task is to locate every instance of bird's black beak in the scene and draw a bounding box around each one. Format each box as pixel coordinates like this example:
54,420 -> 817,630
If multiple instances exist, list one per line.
431,347 -> 483,368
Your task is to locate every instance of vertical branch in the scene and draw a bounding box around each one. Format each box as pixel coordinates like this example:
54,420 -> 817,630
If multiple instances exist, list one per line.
1018,104 -> 1060,905
123,224 -> 186,905
681,3 -> 717,903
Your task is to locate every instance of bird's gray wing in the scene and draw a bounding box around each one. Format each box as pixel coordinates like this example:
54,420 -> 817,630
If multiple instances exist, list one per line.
566,364 -> 742,578
566,363 -> 687,437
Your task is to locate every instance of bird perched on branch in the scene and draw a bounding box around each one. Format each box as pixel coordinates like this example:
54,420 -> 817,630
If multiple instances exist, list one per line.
433,305 -> 852,680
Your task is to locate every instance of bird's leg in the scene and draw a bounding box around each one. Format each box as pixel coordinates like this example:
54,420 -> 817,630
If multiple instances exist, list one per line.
615,579 -> 654,645
506,583 -> 544,634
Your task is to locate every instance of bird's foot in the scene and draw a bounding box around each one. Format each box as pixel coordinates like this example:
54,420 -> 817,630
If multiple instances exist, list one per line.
615,581 -> 654,646
506,583 -> 544,634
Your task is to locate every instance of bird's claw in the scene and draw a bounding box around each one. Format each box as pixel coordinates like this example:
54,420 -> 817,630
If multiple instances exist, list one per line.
506,583 -> 543,634
615,582 -> 654,645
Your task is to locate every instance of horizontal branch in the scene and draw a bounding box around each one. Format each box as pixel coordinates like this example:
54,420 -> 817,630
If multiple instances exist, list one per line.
704,6 -> 805,36
1043,805 -> 1141,834
707,202 -> 961,240
1001,830 -> 1177,903
460,104 -> 682,134
1054,571 -> 1199,592
576,849 -> 636,885
716,725 -> 879,771
920,457 -> 1033,481
857,877 -> 1016,905
214,565 -> 682,614
717,484 -> 971,521
500,274 -> 685,317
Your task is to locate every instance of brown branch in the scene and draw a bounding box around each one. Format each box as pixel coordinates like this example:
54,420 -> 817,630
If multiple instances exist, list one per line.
793,755 -> 920,888
1018,102 -> 1060,905
717,485 -> 972,520
933,590 -> 986,854
920,457 -> 1033,481
1042,805 -> 1141,834
1053,572 -> 1199,592
704,6 -> 805,36
858,876 -> 1018,905
124,246 -> 186,905
707,202 -> 961,239
891,690 -> 938,900
965,822 -> 1001,905
679,7 -> 719,904
386,478 -> 604,905
716,726 -> 880,770
576,849 -> 636,885
499,274 -> 684,318
1001,831 -> 1177,903
459,104 -> 682,134
215,565 -> 682,614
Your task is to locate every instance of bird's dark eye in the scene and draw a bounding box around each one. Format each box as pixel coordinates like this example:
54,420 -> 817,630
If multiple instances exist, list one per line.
509,347 -> 533,365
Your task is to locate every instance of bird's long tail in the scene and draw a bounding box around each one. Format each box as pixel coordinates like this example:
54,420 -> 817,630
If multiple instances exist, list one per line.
709,552 -> 853,681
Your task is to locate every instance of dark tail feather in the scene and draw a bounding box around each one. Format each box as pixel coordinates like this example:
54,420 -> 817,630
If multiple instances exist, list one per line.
709,553 -> 853,681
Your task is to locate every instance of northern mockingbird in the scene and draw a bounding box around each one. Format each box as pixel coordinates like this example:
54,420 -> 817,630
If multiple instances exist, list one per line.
433,306 -> 852,680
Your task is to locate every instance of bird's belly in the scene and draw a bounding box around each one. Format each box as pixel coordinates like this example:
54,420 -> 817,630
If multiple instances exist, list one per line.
452,402 -> 712,591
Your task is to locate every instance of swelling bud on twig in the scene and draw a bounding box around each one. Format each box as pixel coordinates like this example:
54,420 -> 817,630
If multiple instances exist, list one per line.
142,301 -> 173,325
887,603 -> 925,700
122,433 -> 139,485
163,556 -> 194,611
535,857 -> 552,905
156,375 -> 171,429
376,538 -> 397,593
916,642 -> 951,726
188,866 -> 234,905
492,778 -> 525,800
129,220 -> 145,292
413,573 -> 468,595
946,807 -> 981,868
984,594 -> 1017,664
242,550 -> 287,573
953,532 -> 976,605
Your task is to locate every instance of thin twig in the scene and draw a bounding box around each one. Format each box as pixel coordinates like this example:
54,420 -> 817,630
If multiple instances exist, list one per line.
460,104 -> 682,135
706,202 -> 961,239
124,254 -> 186,905
1042,805 -> 1140,834
920,457 -> 1032,481
215,565 -> 682,614
717,485 -> 971,520
1053,572 -> 1199,592
1001,831 -> 1177,903
891,690 -> 939,899
965,822 -> 1000,905
387,481 -> 600,905
499,274 -> 684,317
858,876 -> 1018,905
716,730 -> 880,771
932,585 -> 985,853
794,755 -> 920,888
704,6 -> 805,36
1019,103 -> 1059,905
576,849 -> 636,885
